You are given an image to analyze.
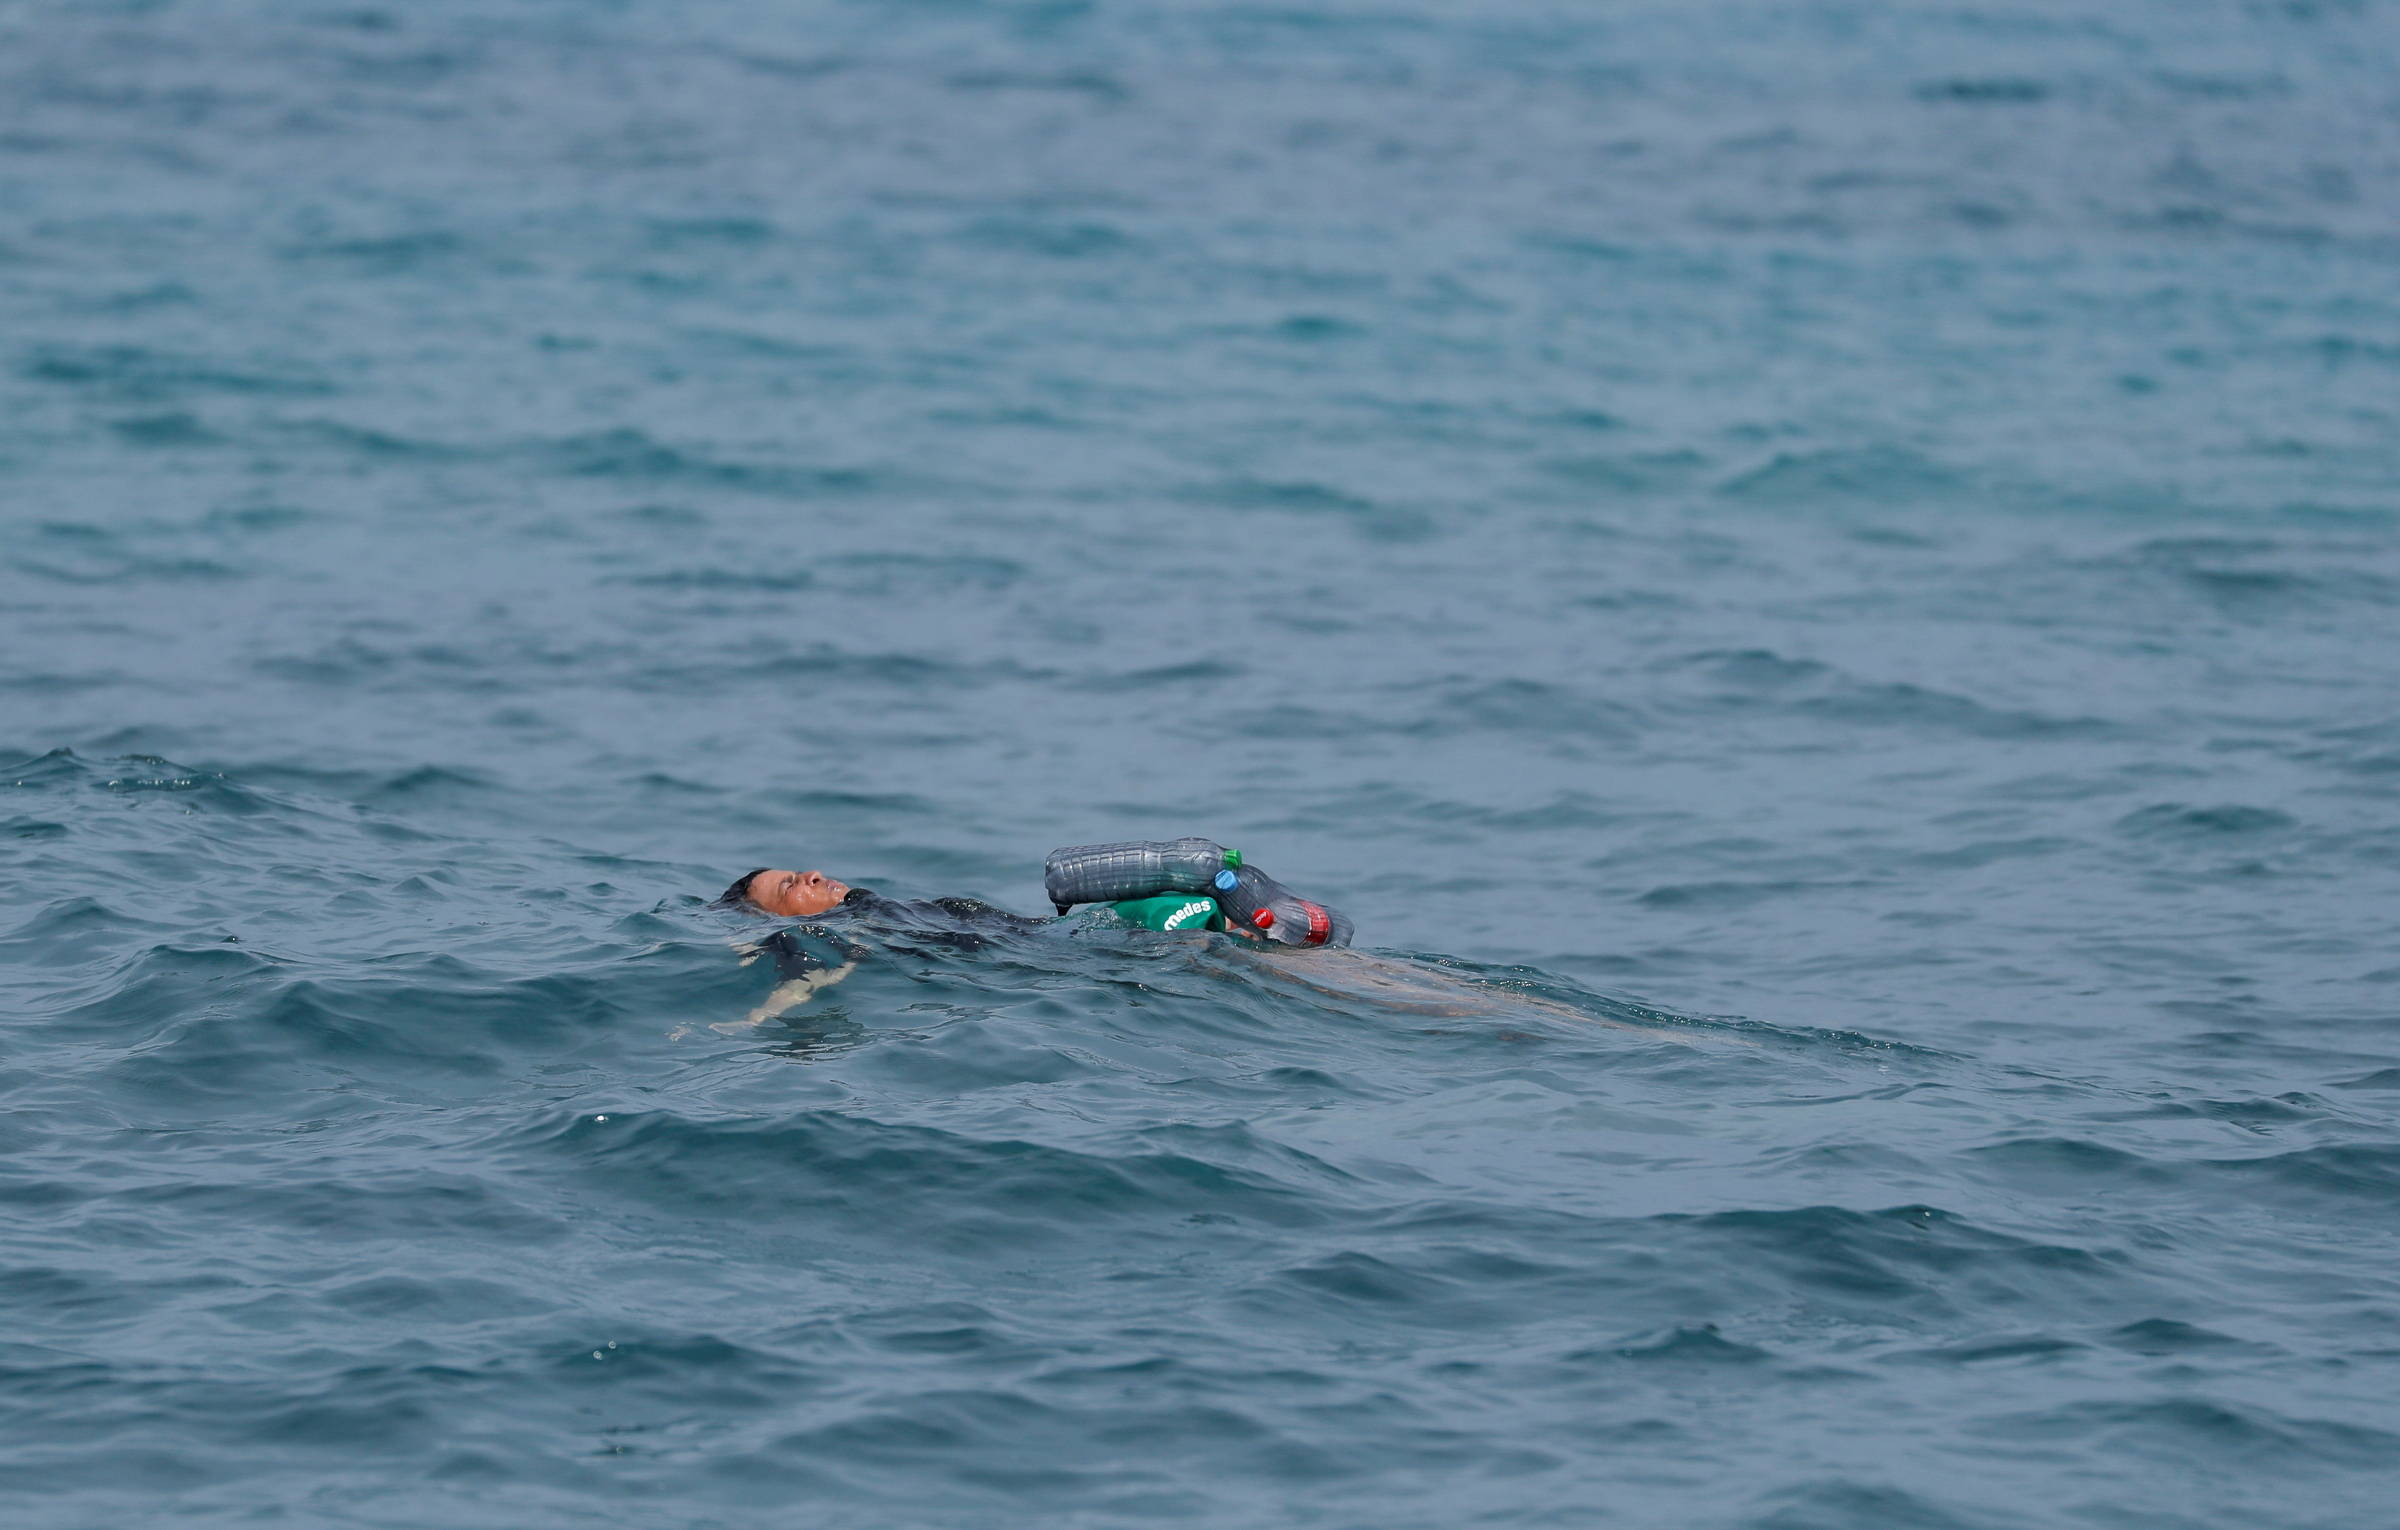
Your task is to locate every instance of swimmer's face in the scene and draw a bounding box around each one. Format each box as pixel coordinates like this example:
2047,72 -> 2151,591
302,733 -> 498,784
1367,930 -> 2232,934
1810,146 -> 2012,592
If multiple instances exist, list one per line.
747,869 -> 849,917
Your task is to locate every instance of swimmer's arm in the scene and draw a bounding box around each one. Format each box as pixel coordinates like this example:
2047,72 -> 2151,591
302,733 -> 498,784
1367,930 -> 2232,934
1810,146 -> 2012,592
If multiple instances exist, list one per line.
674,930 -> 857,1038
719,958 -> 857,1032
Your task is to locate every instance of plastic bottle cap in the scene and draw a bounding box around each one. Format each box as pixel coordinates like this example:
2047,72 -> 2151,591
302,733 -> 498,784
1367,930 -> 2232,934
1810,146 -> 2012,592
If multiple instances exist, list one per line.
1223,849 -> 1243,868
1214,869 -> 1239,892
1252,909 -> 1275,929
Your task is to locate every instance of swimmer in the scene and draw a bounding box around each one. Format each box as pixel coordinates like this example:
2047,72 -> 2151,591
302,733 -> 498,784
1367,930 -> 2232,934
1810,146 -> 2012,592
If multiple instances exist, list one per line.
711,866 -> 1051,1028
724,867 -> 1224,939
711,869 -> 855,1026
719,867 -> 1049,935
711,864 -> 1701,1043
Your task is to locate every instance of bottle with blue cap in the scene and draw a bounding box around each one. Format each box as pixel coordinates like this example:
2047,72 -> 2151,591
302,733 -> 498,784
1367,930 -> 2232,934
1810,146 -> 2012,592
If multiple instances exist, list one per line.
1207,863 -> 1350,947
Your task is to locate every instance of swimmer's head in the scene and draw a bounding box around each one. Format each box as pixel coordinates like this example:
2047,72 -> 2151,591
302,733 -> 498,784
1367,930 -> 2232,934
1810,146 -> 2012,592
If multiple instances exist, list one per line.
720,867 -> 850,917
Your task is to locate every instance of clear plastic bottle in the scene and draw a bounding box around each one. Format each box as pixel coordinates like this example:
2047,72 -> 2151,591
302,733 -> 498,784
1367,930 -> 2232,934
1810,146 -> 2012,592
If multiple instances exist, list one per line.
1044,838 -> 1238,911
1207,864 -> 1353,949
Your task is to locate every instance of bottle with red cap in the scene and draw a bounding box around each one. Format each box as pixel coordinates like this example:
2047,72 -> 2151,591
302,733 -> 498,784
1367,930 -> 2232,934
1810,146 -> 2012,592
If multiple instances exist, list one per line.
1206,864 -> 1350,948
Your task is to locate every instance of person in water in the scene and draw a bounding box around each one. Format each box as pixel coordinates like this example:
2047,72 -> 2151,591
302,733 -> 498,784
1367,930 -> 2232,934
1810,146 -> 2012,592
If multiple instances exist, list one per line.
719,867 -> 1051,933
710,865 -> 1699,1041
723,866 -> 1222,934
713,865 -> 1059,1027
713,864 -> 1248,1028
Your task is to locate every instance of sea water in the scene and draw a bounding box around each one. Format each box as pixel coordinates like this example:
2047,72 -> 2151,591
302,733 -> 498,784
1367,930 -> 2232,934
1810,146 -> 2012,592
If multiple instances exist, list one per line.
3,2 -> 2398,1525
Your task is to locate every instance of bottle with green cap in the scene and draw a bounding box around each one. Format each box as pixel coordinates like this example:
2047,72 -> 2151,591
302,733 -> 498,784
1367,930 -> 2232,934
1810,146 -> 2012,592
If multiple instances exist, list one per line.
1044,838 -> 1241,913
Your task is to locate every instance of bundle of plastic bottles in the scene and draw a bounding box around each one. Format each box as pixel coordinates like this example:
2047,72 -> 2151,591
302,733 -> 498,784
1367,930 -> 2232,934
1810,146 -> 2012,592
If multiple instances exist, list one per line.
1044,838 -> 1353,948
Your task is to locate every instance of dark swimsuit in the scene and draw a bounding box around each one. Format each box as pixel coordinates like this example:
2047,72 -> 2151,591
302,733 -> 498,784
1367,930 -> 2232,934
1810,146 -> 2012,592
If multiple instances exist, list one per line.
757,886 -> 1048,982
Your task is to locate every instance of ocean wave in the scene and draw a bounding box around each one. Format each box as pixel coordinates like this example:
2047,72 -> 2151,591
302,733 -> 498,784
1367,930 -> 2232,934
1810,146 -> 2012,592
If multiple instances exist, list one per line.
6,0 -> 2400,1521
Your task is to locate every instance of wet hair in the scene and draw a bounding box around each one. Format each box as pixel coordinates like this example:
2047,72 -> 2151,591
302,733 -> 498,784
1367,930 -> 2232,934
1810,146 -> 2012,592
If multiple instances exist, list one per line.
715,868 -> 772,909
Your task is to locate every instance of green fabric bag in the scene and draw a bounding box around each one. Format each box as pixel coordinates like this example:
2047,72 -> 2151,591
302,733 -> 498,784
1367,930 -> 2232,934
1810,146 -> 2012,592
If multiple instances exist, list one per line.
1111,894 -> 1225,933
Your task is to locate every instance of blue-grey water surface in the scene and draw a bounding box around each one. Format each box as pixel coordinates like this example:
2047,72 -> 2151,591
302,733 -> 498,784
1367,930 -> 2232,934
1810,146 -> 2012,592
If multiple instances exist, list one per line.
5,1 -> 2400,1525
